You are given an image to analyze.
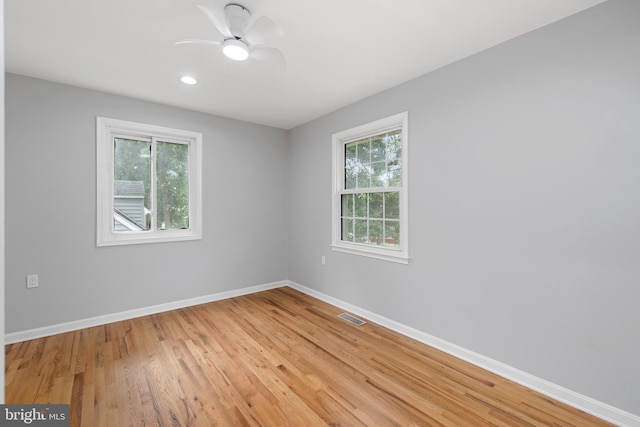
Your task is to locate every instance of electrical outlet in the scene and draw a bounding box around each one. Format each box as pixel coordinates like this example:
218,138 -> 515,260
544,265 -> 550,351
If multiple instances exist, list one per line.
27,274 -> 39,289
321,255 -> 326,266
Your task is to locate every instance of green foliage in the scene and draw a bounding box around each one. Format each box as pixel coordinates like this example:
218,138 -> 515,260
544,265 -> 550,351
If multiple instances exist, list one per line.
344,129 -> 402,190
156,141 -> 189,229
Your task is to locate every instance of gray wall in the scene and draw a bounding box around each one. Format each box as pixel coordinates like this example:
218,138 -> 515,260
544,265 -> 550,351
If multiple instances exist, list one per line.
5,73 -> 289,332
288,0 -> 640,415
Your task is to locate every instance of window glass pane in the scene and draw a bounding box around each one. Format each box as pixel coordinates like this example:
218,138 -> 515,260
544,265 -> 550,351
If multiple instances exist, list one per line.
156,141 -> 190,230
371,161 -> 387,187
354,193 -> 368,218
357,167 -> 371,189
370,219 -> 383,244
113,138 -> 151,232
357,140 -> 370,164
369,192 -> 383,219
341,218 -> 353,242
388,162 -> 402,187
384,220 -> 400,247
341,194 -> 353,217
384,192 -> 400,219
346,131 -> 404,191
356,141 -> 370,189
345,144 -> 357,190
386,131 -> 402,162
371,137 -> 385,162
354,219 -> 368,243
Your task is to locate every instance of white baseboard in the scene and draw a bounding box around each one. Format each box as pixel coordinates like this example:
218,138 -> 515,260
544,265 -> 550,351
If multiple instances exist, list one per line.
4,280 -> 286,344
6,279 -> 638,426
285,280 -> 640,427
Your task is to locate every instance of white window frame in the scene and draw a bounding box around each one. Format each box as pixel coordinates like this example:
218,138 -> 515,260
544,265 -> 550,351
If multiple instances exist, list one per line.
331,112 -> 409,264
96,117 -> 202,247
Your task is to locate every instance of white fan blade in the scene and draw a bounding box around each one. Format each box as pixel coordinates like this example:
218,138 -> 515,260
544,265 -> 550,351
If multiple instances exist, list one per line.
245,16 -> 283,46
251,47 -> 286,69
195,3 -> 233,39
175,37 -> 221,46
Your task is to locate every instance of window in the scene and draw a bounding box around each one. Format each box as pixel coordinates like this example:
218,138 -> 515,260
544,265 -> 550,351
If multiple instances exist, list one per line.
332,112 -> 409,263
97,117 -> 202,246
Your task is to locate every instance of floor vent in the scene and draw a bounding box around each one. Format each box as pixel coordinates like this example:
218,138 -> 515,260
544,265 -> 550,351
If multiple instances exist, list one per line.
338,313 -> 366,326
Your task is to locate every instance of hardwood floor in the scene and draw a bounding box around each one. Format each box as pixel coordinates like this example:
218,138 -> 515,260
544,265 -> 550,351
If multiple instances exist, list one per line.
5,287 -> 613,426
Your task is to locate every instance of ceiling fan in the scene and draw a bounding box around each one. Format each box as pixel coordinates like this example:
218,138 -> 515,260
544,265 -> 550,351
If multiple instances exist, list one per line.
176,2 -> 285,68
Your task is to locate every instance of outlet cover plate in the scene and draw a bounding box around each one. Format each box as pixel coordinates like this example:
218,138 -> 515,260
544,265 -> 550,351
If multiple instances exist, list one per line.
27,274 -> 39,288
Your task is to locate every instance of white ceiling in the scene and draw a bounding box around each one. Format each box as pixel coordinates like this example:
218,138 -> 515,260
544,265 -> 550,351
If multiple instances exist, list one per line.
5,0 -> 605,129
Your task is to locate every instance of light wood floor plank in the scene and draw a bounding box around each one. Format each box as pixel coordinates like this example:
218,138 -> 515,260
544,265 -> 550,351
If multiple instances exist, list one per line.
5,287 -> 613,426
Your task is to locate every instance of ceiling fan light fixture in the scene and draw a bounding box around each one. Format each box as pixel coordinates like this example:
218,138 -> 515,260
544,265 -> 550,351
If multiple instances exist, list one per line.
223,39 -> 249,61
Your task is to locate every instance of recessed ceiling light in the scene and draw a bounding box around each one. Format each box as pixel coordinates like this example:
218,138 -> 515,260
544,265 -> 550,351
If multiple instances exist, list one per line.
180,76 -> 198,85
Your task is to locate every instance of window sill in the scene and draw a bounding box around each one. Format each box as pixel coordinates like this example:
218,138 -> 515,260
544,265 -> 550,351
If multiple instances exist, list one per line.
97,230 -> 202,247
331,244 -> 409,264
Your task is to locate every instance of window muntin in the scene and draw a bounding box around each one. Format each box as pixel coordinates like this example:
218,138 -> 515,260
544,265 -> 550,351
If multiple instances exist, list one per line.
97,117 -> 202,246
332,112 -> 409,263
